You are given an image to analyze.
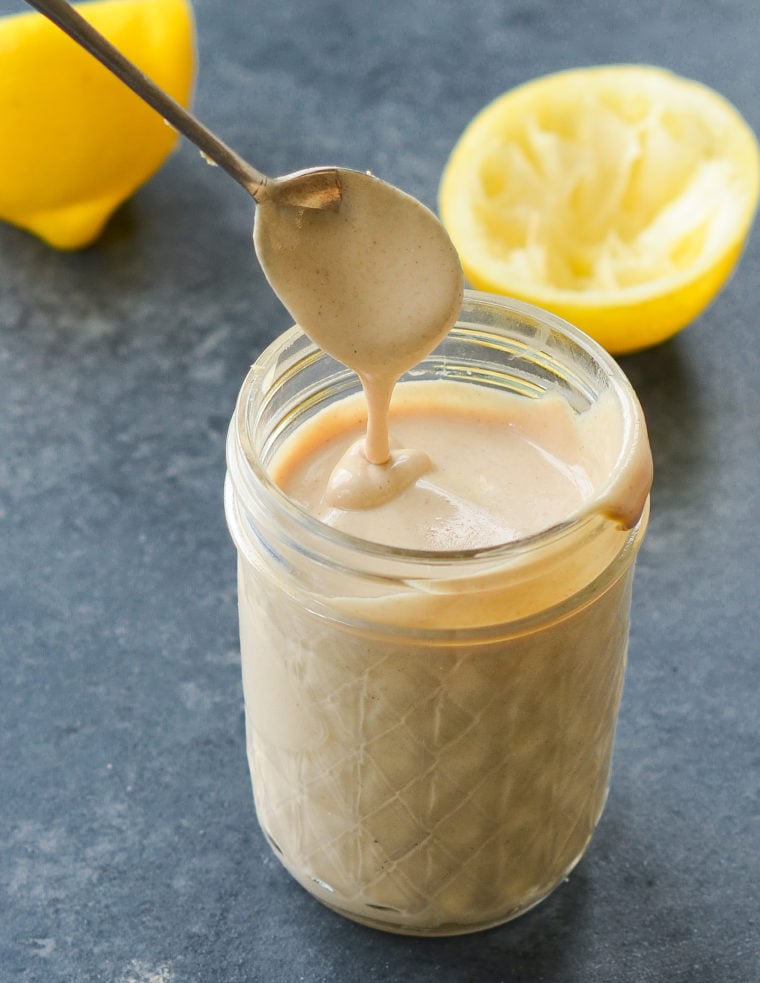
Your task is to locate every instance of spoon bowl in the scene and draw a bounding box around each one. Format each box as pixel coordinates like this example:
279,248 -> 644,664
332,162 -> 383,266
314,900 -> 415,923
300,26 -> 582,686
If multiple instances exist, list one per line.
254,168 -> 463,379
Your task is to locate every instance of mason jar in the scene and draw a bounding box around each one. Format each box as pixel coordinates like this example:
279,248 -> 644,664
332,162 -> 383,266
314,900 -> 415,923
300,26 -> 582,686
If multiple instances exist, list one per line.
224,290 -> 652,936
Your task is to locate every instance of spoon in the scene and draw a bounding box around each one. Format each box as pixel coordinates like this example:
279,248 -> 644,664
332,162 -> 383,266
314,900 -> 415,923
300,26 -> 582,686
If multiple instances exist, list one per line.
23,0 -> 342,209
27,0 -> 464,464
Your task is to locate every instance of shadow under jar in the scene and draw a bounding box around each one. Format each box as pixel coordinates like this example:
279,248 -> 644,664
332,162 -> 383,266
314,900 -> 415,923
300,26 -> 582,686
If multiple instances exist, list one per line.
225,291 -> 652,936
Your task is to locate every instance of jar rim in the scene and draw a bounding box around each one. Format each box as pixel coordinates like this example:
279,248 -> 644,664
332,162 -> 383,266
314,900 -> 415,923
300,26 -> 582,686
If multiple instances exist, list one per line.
228,289 -> 650,570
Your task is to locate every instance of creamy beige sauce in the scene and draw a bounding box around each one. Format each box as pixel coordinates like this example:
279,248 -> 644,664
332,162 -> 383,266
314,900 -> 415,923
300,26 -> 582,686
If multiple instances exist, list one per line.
237,172 -> 654,933
272,380 -> 638,550
254,168 -> 651,526
238,547 -> 636,931
254,168 -> 463,466
237,370 -> 651,929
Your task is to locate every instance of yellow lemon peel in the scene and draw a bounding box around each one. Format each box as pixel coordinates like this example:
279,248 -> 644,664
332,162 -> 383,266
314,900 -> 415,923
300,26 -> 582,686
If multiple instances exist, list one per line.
0,0 -> 196,250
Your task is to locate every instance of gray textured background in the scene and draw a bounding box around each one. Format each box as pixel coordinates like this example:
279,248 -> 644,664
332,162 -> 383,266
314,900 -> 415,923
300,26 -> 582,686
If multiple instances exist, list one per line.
1,0 -> 759,980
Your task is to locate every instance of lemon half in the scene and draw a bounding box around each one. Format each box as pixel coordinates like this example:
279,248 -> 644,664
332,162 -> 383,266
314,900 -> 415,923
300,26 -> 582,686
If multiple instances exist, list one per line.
439,65 -> 760,353
0,0 -> 195,250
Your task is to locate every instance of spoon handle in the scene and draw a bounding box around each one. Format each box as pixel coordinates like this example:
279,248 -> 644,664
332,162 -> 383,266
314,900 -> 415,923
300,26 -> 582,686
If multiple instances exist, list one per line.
23,0 -> 270,200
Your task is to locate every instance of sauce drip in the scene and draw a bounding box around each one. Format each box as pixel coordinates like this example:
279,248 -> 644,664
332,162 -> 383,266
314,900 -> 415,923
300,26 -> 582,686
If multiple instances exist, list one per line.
254,168 -> 464,487
254,169 -> 651,530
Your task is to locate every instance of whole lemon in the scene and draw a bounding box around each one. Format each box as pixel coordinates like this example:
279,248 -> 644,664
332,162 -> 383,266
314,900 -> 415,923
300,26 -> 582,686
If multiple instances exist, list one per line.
0,0 -> 196,250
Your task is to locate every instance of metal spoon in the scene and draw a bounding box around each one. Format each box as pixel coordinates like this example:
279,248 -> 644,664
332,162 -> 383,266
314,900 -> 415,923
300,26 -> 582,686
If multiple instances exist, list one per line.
25,0 -> 465,451
23,0 -> 342,209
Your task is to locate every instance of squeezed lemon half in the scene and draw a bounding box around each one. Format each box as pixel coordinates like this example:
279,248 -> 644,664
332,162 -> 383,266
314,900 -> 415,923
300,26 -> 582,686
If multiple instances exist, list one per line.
439,65 -> 760,353
0,0 -> 195,250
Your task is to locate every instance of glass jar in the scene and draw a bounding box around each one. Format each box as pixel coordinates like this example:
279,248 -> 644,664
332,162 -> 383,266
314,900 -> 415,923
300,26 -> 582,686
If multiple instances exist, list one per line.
225,290 -> 651,936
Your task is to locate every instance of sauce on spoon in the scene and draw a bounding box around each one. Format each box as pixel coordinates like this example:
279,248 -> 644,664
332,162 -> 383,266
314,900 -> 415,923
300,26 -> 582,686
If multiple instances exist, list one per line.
254,168 -> 464,506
